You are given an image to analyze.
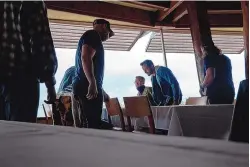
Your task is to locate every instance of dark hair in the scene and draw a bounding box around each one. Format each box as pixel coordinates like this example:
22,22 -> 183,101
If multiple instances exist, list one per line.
140,59 -> 154,67
135,76 -> 145,83
203,45 -> 222,55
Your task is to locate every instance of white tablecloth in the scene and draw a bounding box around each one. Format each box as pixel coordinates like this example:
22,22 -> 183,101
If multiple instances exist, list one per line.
102,105 -> 234,139
0,121 -> 247,167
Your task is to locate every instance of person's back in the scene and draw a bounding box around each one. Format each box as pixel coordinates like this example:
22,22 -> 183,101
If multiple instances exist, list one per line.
58,66 -> 76,93
213,54 -> 234,89
154,66 -> 182,105
73,30 -> 104,91
0,1 -> 57,123
204,54 -> 235,103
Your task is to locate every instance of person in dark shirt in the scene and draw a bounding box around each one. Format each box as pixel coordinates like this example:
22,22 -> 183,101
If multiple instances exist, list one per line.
57,66 -> 76,93
140,60 -> 182,106
200,46 -> 235,104
72,19 -> 114,129
0,1 -> 57,123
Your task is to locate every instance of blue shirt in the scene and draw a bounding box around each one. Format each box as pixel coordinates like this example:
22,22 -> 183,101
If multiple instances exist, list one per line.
204,54 -> 235,96
58,66 -> 75,93
74,30 -> 104,90
151,66 -> 182,105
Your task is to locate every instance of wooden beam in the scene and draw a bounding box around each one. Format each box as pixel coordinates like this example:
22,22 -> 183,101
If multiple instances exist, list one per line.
157,0 -> 184,21
125,1 -> 167,11
205,1 -> 242,11
186,1 -> 214,85
45,1 -> 154,26
241,1 -> 249,79
172,2 -> 242,23
143,1 -> 171,9
172,3 -> 187,22
176,14 -> 243,28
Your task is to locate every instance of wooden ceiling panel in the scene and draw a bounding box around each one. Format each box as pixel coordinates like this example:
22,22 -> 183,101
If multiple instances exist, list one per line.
50,21 -> 143,51
146,31 -> 244,54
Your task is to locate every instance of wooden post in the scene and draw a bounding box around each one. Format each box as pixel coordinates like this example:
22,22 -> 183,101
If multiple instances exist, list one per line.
241,1 -> 249,79
160,28 -> 168,67
186,1 -> 215,84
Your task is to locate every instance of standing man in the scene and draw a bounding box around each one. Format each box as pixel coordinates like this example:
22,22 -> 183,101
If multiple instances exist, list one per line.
0,1 -> 57,123
140,60 -> 182,106
73,19 -> 114,129
134,76 -> 155,105
200,46 -> 235,104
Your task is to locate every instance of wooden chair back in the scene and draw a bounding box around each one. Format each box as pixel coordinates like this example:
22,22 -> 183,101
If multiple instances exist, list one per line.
123,96 -> 155,134
186,96 -> 208,105
105,98 -> 126,131
37,103 -> 53,125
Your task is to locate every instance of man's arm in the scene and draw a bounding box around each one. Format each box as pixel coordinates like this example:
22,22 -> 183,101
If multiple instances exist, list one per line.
156,75 -> 173,105
29,1 -> 58,103
81,45 -> 96,85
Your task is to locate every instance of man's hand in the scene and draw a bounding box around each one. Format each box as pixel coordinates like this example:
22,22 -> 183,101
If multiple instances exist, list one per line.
173,101 -> 178,105
86,81 -> 98,100
45,86 -> 56,104
199,85 -> 206,96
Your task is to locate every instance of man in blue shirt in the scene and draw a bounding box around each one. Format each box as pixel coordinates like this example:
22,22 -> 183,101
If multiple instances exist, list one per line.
200,46 -> 235,104
72,19 -> 113,129
58,66 -> 76,93
140,60 -> 182,106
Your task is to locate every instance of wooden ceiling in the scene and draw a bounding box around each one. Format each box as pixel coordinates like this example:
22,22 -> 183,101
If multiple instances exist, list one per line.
45,1 -> 244,53
45,1 -> 243,31
50,21 -> 147,51
146,32 -> 244,54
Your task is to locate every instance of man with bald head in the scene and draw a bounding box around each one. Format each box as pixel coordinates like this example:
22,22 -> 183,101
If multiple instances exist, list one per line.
134,76 -> 155,105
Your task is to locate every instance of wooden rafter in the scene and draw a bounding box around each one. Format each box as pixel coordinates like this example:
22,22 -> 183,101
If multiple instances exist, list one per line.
45,1 -> 155,26
172,1 -> 242,23
157,0 -> 184,21
172,3 -> 187,22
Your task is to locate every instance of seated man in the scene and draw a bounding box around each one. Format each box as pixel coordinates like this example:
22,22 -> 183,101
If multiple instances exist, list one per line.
134,76 -> 155,105
140,60 -> 182,106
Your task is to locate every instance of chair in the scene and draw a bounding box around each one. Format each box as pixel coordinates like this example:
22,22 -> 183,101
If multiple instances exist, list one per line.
36,103 -> 53,125
58,95 -> 74,126
185,96 -> 208,105
123,96 -> 155,134
105,98 -> 126,131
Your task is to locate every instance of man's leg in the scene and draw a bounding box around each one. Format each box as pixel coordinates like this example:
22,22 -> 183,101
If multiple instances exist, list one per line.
0,96 -> 5,120
4,77 -> 40,123
80,91 -> 103,129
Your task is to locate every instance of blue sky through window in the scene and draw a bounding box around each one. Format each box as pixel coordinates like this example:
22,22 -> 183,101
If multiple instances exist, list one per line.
38,34 -> 245,117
